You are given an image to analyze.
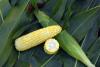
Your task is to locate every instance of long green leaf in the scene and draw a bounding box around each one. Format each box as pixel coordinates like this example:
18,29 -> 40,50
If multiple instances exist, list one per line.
42,0 -> 57,16
68,6 -> 100,42
51,0 -> 63,16
0,0 -> 11,17
70,0 -> 98,13
3,49 -> 18,67
62,0 -> 75,29
82,23 -> 98,52
3,14 -> 33,67
96,57 -> 100,67
0,0 -> 30,66
0,9 -> 4,25
42,0 -> 67,22
87,37 -> 100,64
75,22 -> 98,67
52,0 -> 67,22
0,0 -> 10,25
14,60 -> 30,67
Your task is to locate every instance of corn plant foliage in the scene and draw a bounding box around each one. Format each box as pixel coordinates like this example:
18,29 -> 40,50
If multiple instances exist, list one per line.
0,0 -> 100,67
0,0 -> 30,66
0,0 -> 10,25
68,6 -> 99,41
74,23 -> 99,67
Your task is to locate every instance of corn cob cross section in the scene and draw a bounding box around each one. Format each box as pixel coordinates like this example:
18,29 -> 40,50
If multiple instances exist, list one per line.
44,38 -> 59,54
15,25 -> 62,51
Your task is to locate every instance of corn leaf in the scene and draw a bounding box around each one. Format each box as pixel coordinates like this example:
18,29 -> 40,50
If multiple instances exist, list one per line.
2,12 -> 33,67
0,0 -> 30,66
74,22 -> 98,67
14,60 -> 31,67
3,49 -> 18,67
0,0 -> 11,18
87,37 -> 100,64
42,0 -> 67,22
50,0 -> 67,22
0,0 -> 11,25
82,23 -> 98,52
0,10 -> 4,25
9,0 -> 18,6
68,6 -> 100,42
96,57 -> 100,67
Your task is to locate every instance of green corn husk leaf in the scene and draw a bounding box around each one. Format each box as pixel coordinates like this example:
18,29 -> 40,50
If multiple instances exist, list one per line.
34,10 -> 96,67
0,0 -> 30,66
57,30 -> 95,67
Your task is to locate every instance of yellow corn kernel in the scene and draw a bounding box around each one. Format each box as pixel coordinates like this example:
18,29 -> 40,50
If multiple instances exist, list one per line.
15,25 -> 62,51
44,38 -> 59,54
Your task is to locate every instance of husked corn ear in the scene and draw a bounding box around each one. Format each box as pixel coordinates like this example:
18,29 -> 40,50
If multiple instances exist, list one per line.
15,25 -> 62,51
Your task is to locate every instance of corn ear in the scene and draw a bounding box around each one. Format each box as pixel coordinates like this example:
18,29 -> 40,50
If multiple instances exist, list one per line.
57,31 -> 95,67
15,25 -> 62,51
34,10 -> 95,67
44,38 -> 59,54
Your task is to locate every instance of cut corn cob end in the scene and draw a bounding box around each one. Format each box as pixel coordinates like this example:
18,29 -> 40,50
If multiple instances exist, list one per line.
15,25 -> 62,51
44,38 -> 59,54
